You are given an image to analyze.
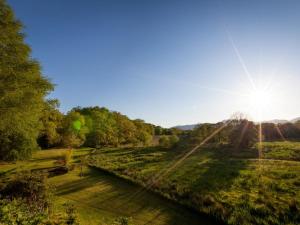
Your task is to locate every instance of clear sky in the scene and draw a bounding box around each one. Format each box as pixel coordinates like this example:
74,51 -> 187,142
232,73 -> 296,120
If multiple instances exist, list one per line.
8,0 -> 300,127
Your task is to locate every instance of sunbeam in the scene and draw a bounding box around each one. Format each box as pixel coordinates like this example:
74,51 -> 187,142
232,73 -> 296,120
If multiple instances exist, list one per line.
275,124 -> 287,142
227,30 -> 256,90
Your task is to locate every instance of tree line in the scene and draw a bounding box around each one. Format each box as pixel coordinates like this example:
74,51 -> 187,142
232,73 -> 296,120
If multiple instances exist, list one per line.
0,0 -> 162,161
180,118 -> 300,150
1,0 -> 300,162
38,104 -> 156,150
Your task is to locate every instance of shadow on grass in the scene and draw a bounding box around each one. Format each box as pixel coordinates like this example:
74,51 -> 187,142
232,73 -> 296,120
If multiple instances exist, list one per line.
56,167 -> 220,225
127,145 -> 253,222
0,168 -> 16,177
189,147 -> 252,192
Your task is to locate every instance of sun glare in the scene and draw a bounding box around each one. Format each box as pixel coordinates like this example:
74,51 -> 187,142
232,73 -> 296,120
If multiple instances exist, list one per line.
248,88 -> 272,110
245,86 -> 274,121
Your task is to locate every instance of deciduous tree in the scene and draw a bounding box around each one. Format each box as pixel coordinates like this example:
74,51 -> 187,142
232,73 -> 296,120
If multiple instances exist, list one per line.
0,0 -> 53,160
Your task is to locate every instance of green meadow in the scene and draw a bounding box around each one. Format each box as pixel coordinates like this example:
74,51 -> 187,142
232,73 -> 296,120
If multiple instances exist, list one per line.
0,148 -> 215,225
90,142 -> 300,225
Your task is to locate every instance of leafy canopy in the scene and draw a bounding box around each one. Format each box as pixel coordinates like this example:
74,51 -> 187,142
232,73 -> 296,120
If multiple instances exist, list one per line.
0,0 -> 53,160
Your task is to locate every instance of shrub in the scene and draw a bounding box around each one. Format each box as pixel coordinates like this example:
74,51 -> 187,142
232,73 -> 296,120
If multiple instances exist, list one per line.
159,136 -> 169,147
0,198 -> 51,225
159,135 -> 179,148
0,171 -> 53,210
0,171 -> 54,224
169,135 -> 179,146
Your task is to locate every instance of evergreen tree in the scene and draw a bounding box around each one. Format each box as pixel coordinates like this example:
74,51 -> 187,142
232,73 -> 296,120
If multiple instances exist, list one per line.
0,0 -> 53,160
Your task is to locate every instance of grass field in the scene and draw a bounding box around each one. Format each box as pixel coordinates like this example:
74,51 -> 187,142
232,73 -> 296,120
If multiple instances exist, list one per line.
89,142 -> 300,225
0,148 -> 216,225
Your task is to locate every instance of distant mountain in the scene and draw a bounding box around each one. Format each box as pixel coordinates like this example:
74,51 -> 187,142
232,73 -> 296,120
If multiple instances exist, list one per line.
173,124 -> 199,130
263,117 -> 300,124
262,119 -> 289,124
291,117 -> 300,123
174,117 -> 300,130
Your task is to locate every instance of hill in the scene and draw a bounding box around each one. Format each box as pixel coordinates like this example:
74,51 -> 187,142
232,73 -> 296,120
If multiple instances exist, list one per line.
173,124 -> 199,130
174,117 -> 300,130
291,117 -> 300,123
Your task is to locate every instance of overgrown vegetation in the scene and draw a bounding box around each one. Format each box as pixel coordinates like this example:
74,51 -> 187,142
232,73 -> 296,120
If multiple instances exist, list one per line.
0,171 -> 81,224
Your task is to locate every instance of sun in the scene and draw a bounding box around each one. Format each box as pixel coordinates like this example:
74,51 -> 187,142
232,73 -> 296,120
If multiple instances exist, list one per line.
245,86 -> 274,121
248,88 -> 272,110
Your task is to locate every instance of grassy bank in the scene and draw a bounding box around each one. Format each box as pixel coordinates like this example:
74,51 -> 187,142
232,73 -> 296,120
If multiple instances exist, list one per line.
0,148 -> 216,225
89,142 -> 300,225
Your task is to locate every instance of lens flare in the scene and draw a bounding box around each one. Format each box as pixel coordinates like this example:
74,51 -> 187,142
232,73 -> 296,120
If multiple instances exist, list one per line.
72,120 -> 82,131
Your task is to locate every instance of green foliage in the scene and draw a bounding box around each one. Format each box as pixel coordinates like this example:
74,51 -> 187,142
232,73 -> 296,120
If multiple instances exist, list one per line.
0,171 -> 53,209
0,170 -> 83,224
61,111 -> 88,148
169,135 -> 179,145
38,99 -> 63,148
261,122 -> 300,141
188,123 -> 228,145
0,0 -> 53,160
114,112 -> 137,145
74,107 -> 154,148
133,119 -> 154,146
78,107 -> 119,147
158,136 -> 169,147
159,135 -> 179,148
0,171 -> 54,224
229,120 -> 257,148
0,198 -> 52,225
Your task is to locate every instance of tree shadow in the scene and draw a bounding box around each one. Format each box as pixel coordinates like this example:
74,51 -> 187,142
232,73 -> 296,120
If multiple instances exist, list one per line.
187,147 -> 253,192
55,167 -> 220,225
190,158 -> 249,193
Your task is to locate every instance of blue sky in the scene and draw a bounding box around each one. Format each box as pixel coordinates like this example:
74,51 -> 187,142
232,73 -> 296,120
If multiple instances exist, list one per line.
8,0 -> 300,127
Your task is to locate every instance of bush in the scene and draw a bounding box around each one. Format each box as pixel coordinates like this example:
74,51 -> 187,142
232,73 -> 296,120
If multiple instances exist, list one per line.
159,136 -> 169,147
0,171 -> 54,224
169,135 -> 179,146
0,198 -> 51,225
159,135 -> 179,148
1,171 -> 53,210
0,171 -> 82,224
